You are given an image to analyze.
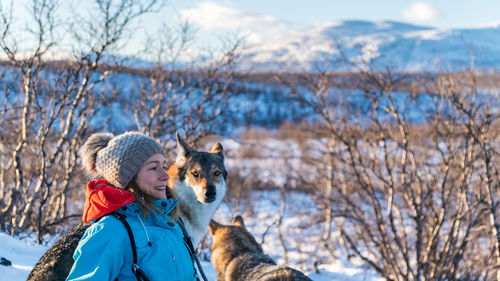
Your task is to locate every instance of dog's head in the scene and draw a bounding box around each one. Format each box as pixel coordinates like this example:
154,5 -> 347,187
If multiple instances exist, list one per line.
209,216 -> 264,281
172,132 -> 227,204
209,215 -> 263,254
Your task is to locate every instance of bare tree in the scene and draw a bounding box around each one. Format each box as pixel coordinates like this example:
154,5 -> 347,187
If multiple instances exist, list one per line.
433,72 -> 500,280
279,66 -> 495,280
0,0 -> 61,236
129,22 -> 244,149
0,0 -> 162,242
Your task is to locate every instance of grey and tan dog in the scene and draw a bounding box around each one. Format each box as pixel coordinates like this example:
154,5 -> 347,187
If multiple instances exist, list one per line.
28,133 -> 227,281
209,216 -> 312,281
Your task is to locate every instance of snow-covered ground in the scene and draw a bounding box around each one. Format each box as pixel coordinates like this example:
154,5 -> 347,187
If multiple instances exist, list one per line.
0,232 -> 49,280
0,190 -> 383,281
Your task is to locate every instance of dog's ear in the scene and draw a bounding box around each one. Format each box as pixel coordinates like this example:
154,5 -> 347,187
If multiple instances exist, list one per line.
176,132 -> 193,166
233,215 -> 245,227
209,142 -> 224,160
208,219 -> 222,235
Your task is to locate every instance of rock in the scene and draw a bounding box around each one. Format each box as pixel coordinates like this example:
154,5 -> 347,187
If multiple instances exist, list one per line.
0,257 -> 12,266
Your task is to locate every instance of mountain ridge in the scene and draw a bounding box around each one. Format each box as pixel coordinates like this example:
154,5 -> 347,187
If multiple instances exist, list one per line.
238,20 -> 500,72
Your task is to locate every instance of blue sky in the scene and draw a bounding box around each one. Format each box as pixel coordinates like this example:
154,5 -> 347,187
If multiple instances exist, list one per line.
7,0 -> 500,57
170,0 -> 499,29
164,0 -> 500,43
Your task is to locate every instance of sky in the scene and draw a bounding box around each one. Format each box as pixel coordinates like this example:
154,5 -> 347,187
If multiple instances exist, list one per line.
6,0 -> 500,58
162,0 -> 500,45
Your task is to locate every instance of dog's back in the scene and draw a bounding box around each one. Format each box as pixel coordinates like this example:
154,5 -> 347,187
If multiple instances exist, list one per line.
209,216 -> 312,281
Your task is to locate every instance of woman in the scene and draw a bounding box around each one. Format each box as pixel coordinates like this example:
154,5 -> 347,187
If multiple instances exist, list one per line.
67,132 -> 197,281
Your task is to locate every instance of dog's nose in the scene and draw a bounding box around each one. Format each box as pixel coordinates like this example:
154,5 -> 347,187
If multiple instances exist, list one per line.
205,187 -> 216,202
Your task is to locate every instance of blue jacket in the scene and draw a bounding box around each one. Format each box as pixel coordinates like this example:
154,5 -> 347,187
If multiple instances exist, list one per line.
66,199 -> 197,281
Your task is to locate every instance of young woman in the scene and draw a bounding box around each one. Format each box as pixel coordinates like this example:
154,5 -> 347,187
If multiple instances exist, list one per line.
67,132 -> 197,281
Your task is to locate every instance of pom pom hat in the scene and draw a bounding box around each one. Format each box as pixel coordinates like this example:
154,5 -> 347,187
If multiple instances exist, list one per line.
80,131 -> 165,189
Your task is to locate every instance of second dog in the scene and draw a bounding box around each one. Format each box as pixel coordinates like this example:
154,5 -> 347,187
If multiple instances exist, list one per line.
209,216 -> 312,281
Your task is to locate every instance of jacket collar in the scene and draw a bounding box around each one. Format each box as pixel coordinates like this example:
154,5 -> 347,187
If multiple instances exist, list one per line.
115,199 -> 180,226
82,179 -> 136,223
83,179 -> 179,224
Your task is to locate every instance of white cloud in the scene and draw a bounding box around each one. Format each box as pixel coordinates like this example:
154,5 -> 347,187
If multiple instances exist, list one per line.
402,2 -> 444,22
180,2 -> 287,43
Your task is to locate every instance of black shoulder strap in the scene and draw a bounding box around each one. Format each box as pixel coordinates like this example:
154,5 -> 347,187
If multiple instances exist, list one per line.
178,218 -> 208,281
108,212 -> 150,281
109,213 -> 137,264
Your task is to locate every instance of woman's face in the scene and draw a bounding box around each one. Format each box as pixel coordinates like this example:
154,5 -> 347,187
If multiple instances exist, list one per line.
135,153 -> 169,199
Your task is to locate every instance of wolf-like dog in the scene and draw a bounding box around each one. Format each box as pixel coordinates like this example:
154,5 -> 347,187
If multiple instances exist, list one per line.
209,216 -> 312,281
168,132 -> 227,247
27,133 -> 227,281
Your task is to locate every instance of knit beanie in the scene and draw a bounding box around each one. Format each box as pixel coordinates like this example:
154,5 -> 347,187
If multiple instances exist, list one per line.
80,131 -> 166,189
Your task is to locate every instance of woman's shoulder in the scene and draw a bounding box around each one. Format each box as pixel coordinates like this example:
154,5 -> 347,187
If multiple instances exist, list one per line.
83,213 -> 129,239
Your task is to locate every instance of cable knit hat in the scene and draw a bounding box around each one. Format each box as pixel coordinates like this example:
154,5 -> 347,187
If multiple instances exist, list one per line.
80,131 -> 166,189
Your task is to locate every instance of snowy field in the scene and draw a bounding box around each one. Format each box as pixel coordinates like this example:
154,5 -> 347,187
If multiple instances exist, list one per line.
0,190 -> 383,281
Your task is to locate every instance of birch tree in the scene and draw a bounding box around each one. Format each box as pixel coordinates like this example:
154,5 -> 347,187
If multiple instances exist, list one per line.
0,0 -> 162,243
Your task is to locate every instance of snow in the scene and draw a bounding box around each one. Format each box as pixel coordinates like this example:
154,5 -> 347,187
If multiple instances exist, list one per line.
0,190 -> 384,281
403,29 -> 451,40
238,19 -> 500,72
0,232 -> 49,280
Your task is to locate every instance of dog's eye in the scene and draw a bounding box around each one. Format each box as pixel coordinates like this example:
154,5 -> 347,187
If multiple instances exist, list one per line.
192,171 -> 199,177
214,171 -> 221,176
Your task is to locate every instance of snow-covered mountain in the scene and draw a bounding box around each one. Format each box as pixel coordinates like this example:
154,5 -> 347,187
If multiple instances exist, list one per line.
238,20 -> 500,72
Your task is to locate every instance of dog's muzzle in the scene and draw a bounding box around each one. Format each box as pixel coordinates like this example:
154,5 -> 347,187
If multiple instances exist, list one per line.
204,186 -> 216,203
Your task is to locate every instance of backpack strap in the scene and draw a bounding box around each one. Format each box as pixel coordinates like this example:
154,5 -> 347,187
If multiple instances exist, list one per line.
108,212 -> 151,281
178,218 -> 208,281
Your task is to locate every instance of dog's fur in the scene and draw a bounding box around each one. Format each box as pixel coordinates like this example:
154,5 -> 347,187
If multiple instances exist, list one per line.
209,216 -> 312,281
27,133 -> 227,281
169,132 -> 227,247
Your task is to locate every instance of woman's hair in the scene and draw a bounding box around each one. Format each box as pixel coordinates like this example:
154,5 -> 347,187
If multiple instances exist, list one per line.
127,178 -> 179,220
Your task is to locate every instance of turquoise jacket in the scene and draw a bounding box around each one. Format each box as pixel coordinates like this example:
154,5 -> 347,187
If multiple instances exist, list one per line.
66,199 -> 197,281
